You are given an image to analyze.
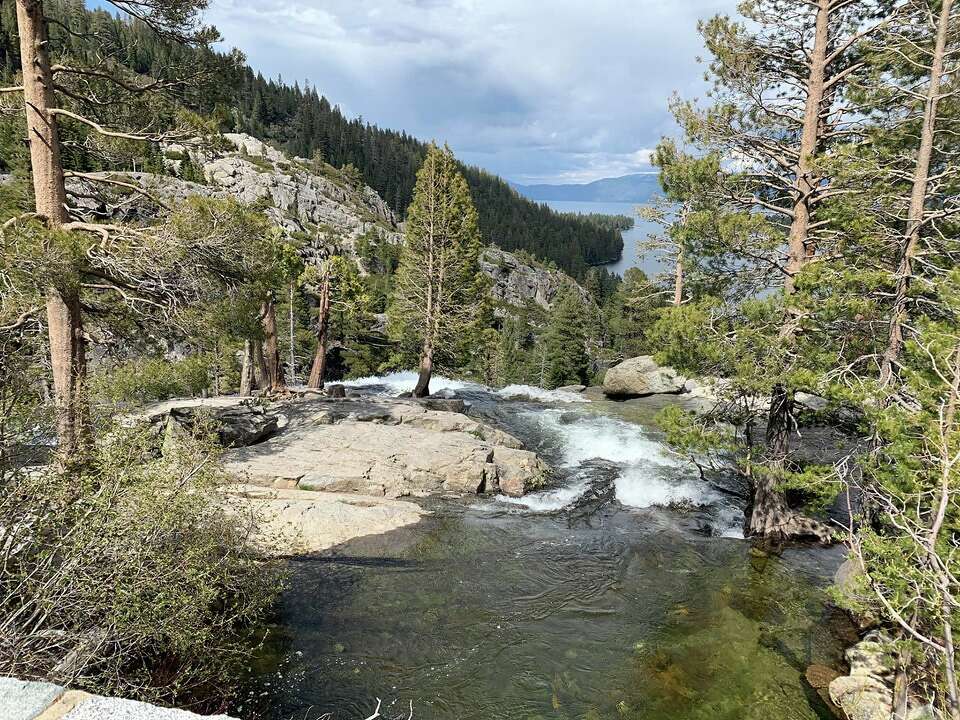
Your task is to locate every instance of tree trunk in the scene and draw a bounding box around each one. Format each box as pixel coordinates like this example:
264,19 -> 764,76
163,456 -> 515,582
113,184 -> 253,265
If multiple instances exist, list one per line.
783,0 -> 830,297
239,339 -> 255,396
287,281 -> 297,385
879,0 -> 953,387
413,342 -> 433,398
16,0 -> 88,462
260,298 -> 286,393
753,0 -> 831,539
306,272 -> 331,390
673,243 -> 684,307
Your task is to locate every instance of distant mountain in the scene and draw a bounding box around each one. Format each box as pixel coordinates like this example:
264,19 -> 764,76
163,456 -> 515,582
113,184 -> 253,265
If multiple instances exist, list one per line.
514,173 -> 661,204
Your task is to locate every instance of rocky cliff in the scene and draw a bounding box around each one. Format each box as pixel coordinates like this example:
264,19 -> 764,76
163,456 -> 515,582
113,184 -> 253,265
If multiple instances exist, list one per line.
67,133 -> 585,309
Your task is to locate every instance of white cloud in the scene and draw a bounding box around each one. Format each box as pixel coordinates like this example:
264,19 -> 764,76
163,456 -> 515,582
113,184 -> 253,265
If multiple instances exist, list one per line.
206,0 -> 736,183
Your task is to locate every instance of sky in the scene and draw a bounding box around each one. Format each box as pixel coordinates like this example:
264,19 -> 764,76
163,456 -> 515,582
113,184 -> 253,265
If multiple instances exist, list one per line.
92,1 -> 737,184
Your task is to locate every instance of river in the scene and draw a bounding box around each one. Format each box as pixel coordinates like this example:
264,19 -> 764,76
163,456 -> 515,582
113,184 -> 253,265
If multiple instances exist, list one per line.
235,376 -> 849,720
542,200 -> 665,278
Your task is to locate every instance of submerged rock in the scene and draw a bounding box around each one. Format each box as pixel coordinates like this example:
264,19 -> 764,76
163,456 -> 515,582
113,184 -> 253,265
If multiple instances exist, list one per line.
603,356 -> 688,398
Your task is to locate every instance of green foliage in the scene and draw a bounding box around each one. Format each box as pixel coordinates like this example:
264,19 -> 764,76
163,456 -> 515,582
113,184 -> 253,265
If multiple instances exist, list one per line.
0,421 -> 283,709
90,353 -> 237,406
541,285 -> 591,389
387,145 -> 487,372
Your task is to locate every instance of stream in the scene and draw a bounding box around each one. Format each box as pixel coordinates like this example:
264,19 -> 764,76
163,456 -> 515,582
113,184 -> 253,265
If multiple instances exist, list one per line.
235,374 -> 851,720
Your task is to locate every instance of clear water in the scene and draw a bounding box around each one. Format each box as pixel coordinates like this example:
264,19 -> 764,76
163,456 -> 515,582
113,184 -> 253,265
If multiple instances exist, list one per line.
236,380 -> 850,720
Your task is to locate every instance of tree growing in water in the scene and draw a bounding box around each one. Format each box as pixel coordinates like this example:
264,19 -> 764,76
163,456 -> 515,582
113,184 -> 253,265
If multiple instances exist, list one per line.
387,144 -> 484,397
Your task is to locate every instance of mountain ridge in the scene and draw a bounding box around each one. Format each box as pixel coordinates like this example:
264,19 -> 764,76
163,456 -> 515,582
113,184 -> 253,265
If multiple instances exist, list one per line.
513,173 -> 661,204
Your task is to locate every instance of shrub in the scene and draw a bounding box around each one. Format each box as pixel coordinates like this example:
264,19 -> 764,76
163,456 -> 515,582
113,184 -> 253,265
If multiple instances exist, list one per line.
0,423 -> 283,710
91,353 -> 238,407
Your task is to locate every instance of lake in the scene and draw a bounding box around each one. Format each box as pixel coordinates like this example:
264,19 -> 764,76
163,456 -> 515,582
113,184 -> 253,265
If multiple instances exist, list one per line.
543,200 -> 668,279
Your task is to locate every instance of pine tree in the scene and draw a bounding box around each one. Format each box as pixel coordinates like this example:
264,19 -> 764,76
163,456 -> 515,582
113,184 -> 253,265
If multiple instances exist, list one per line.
541,286 -> 590,389
387,145 -> 484,397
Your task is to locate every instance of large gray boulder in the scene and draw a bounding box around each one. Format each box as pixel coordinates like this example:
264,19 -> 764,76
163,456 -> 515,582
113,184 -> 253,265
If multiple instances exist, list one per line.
165,404 -> 279,448
603,356 -> 688,398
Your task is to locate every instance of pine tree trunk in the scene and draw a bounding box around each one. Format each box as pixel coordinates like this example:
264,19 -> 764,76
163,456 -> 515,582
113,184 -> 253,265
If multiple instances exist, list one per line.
16,0 -> 87,462
239,339 -> 255,396
260,298 -> 286,393
879,0 -> 953,387
287,281 -> 297,385
673,243 -> 684,307
753,0 -> 831,539
413,342 -> 433,398
307,273 -> 331,390
783,0 -> 830,298
253,339 -> 268,389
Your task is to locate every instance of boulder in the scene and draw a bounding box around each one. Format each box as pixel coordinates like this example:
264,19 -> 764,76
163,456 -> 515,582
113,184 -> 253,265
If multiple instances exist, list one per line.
603,356 -> 688,398
829,632 -> 896,720
164,404 -> 278,449
421,398 -> 467,414
557,385 -> 586,394
493,447 -> 550,497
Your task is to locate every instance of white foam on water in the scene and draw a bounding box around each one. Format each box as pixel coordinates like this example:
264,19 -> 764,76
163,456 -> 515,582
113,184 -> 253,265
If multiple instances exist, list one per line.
496,476 -> 594,513
496,384 -> 589,404
504,409 -> 745,537
341,371 -> 477,396
529,409 -> 682,469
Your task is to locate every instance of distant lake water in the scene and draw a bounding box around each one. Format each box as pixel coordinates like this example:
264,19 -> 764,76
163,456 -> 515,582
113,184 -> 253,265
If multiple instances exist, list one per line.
543,200 -> 668,279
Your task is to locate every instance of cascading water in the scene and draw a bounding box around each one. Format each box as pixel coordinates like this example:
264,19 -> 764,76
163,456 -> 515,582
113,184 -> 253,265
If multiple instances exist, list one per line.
236,374 -> 849,720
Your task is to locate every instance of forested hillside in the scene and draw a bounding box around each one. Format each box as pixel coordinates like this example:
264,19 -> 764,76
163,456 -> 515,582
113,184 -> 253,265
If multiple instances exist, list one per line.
0,0 -> 622,279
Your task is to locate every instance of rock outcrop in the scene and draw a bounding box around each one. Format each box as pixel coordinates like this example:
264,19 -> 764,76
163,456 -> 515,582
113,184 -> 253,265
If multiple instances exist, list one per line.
222,396 -> 549,498
68,133 -> 402,260
222,485 -> 424,555
125,397 -> 282,450
68,135 -> 590,312
480,246 -> 589,310
602,356 -> 688,398
828,632 -> 935,720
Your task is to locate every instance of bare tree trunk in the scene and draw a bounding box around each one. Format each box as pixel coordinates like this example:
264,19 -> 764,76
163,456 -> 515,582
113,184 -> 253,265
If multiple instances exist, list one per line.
16,0 -> 87,462
783,0 -> 829,297
307,272 -> 331,390
253,339 -> 268,390
239,340 -> 255,396
413,342 -> 433,398
879,0 -> 953,387
287,281 -> 297,385
260,298 -> 286,393
673,243 -> 684,307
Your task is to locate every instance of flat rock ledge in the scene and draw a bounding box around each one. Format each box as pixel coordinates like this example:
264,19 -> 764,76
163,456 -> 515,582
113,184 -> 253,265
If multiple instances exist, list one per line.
222,484 -> 424,556
0,676 -> 235,720
220,395 -> 550,499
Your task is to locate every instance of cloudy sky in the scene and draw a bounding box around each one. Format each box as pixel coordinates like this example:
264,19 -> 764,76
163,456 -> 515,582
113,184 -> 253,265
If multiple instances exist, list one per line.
99,1 -> 737,184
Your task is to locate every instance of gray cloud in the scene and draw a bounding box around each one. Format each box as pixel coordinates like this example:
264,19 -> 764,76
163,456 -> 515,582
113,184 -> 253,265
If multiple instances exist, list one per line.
207,0 -> 736,183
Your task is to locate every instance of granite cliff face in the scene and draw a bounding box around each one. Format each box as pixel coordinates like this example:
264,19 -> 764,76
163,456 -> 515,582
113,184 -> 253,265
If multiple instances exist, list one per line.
480,246 -> 589,310
67,133 -> 585,308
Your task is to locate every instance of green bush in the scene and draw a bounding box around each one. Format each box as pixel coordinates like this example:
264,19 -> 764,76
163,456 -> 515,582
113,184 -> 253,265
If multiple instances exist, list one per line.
0,423 -> 283,710
91,353 -> 238,406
